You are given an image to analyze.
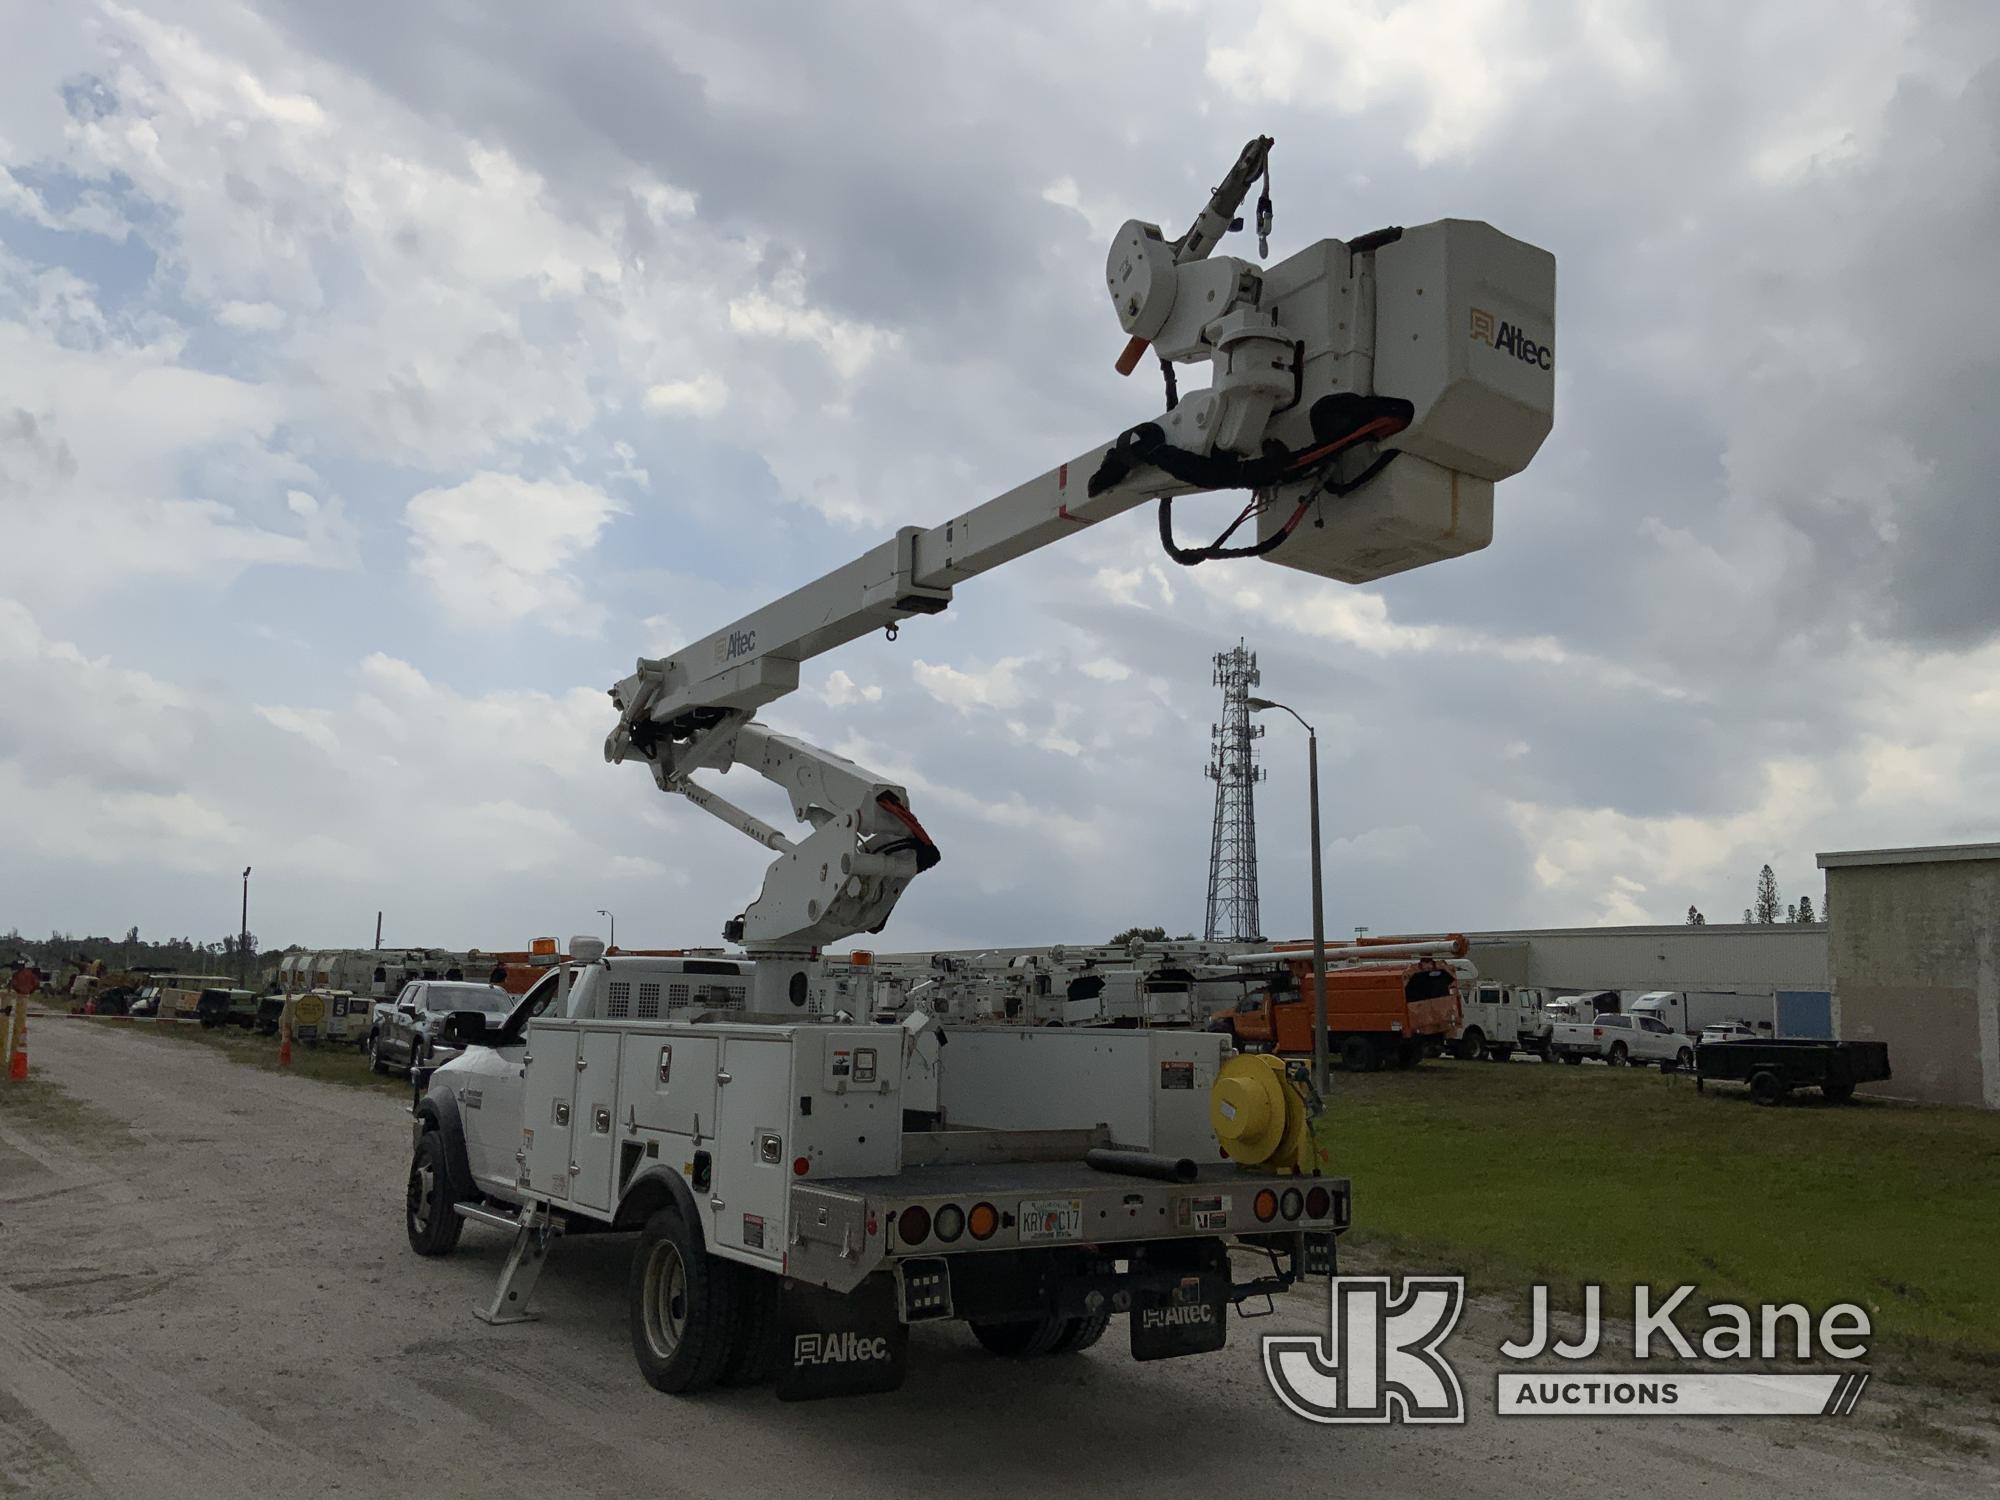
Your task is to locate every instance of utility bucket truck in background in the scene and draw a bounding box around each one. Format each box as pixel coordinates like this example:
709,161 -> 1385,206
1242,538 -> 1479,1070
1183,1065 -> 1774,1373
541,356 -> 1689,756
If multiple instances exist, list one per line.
407,135 -> 1555,1399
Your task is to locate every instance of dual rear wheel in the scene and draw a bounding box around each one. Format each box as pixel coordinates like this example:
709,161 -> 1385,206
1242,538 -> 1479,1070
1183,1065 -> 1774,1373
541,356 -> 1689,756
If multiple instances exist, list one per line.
629,1207 -> 782,1393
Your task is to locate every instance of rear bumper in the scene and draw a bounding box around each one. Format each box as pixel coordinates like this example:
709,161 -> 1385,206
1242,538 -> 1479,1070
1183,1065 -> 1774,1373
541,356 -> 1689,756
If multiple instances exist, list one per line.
785,1161 -> 1350,1294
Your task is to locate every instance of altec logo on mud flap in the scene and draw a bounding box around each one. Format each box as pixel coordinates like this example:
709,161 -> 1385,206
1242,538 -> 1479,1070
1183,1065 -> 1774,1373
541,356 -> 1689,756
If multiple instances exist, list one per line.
1469,306 -> 1552,370
1141,1304 -> 1216,1330
793,1332 -> 889,1367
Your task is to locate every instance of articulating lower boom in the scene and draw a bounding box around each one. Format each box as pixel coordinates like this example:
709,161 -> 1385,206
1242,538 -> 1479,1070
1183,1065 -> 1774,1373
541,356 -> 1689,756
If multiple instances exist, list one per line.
607,136 -> 1557,955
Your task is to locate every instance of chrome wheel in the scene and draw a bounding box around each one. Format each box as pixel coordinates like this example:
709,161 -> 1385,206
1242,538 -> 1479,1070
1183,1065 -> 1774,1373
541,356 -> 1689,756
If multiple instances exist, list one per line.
641,1241 -> 690,1362
407,1158 -> 434,1234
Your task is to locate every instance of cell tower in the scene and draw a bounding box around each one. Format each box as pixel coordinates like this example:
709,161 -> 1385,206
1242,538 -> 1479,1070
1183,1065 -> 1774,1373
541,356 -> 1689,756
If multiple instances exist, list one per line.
1204,640 -> 1265,942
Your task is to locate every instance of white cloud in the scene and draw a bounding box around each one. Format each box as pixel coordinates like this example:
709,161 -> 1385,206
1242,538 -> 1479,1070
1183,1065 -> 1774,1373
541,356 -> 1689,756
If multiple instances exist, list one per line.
644,373 -> 729,418
911,656 -> 1028,713
254,704 -> 338,755
822,669 -> 882,707
404,472 -> 624,635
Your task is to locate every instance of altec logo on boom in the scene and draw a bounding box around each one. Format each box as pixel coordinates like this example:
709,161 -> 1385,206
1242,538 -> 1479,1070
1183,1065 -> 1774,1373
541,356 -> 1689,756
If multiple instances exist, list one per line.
1469,306 -> 1552,370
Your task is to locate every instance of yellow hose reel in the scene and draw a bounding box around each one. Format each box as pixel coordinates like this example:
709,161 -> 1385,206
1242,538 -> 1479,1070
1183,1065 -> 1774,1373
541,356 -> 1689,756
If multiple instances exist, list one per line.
1209,1054 -> 1315,1175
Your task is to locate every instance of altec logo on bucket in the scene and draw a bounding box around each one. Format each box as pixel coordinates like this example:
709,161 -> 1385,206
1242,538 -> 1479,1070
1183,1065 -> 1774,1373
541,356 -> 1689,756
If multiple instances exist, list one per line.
1469,306 -> 1552,370
1263,1279 -> 1874,1424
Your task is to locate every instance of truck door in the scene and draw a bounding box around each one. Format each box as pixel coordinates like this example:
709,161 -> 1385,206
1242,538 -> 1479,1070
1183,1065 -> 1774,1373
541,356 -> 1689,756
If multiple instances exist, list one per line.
569,1028 -> 624,1213
522,1024 -> 581,1202
709,1036 -> 791,1266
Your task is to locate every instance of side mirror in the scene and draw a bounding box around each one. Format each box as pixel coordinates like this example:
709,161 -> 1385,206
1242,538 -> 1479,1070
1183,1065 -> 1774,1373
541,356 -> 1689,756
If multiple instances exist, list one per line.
438,1011 -> 492,1048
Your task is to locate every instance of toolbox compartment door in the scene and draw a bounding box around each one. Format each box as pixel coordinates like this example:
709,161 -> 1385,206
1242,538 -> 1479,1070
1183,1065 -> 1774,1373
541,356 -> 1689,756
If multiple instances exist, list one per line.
711,1035 -> 792,1264
522,1024 -> 579,1201
569,1028 -> 624,1213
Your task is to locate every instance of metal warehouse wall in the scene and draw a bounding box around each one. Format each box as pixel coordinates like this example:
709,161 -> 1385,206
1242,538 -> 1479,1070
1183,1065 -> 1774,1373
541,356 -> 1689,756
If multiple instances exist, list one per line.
1820,850 -> 2000,1109
1464,925 -> 1828,996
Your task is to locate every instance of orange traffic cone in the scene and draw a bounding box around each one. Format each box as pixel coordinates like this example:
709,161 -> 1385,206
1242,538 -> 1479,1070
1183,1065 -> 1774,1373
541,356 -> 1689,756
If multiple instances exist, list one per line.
279,1019 -> 292,1068
7,1003 -> 26,1082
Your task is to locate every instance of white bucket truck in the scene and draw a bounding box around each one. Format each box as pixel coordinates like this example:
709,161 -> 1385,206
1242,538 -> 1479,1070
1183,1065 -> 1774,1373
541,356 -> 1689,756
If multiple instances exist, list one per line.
403,132 -> 1554,1399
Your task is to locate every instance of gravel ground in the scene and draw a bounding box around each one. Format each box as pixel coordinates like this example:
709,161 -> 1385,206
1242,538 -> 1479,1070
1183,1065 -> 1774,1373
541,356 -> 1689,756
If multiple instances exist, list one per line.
0,1016 -> 1989,1499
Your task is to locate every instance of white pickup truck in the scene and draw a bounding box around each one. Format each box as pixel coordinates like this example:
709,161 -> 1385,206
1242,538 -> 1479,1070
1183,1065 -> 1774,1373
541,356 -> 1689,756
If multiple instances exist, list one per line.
1549,1012 -> 1695,1072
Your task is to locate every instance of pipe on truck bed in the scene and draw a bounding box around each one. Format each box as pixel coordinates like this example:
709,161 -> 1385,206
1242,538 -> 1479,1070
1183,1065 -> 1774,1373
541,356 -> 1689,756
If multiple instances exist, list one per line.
1085,1147 -> 1199,1183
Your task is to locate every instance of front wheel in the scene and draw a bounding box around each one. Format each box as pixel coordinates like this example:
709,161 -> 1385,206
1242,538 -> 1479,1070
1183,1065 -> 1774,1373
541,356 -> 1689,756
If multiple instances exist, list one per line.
1455,1029 -> 1485,1062
405,1132 -> 463,1256
368,1034 -> 388,1074
629,1208 -> 737,1394
1339,1036 -> 1375,1073
1673,1048 -> 1694,1074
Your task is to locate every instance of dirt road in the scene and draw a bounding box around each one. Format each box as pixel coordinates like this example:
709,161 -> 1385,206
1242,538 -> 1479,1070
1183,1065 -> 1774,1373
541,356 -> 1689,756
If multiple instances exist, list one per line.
0,1018 -> 1986,1499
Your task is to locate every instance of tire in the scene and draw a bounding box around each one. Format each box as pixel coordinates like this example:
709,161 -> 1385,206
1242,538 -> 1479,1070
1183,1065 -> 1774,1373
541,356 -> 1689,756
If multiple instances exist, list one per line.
1048,1307 -> 1114,1355
1561,1052 -> 1584,1066
1749,1070 -> 1787,1107
1674,1048 -> 1694,1074
970,1315 -> 1069,1357
1608,1042 -> 1629,1067
368,1034 -> 388,1074
1339,1036 -> 1374,1073
405,1131 -> 464,1257
1397,1041 -> 1424,1069
1822,1081 -> 1856,1105
719,1268 -> 783,1387
629,1207 -> 737,1394
1455,1029 -> 1485,1062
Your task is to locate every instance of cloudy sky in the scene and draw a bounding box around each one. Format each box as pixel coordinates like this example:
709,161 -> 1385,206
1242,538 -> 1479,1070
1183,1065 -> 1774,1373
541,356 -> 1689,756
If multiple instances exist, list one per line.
2,0 -> 1996,955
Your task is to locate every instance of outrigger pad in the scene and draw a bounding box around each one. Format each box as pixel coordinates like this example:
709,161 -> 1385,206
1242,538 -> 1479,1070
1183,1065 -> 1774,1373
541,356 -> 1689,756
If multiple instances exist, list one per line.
776,1272 -> 909,1401
1130,1271 -> 1230,1361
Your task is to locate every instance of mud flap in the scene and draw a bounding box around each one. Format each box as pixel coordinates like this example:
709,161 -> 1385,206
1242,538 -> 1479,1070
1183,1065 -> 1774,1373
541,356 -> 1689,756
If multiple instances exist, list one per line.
1129,1271 -> 1230,1361
776,1273 -> 909,1402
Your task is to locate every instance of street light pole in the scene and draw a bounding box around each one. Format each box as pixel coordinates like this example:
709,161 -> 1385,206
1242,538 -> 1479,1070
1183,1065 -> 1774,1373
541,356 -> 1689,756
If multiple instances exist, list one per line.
240,866 -> 252,989
1247,698 -> 1327,1097
597,909 -> 616,951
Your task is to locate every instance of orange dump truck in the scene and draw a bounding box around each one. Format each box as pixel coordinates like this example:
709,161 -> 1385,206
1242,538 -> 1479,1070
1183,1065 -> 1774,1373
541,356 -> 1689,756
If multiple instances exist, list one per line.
1215,947 -> 1464,1071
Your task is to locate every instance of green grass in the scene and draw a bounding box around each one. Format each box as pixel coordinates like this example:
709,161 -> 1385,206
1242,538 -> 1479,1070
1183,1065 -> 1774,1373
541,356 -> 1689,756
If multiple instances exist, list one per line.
1313,1061 -> 2000,1389
109,1017 -> 416,1099
0,1073 -> 138,1148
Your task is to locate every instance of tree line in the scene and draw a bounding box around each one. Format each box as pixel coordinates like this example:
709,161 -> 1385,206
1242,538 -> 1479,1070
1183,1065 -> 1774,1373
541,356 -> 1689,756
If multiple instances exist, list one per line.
1685,864 -> 1823,925
2,926 -> 286,975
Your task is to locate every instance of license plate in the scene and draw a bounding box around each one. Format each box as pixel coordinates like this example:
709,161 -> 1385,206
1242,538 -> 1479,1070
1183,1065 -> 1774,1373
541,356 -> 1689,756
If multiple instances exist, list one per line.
1017,1198 -> 1083,1243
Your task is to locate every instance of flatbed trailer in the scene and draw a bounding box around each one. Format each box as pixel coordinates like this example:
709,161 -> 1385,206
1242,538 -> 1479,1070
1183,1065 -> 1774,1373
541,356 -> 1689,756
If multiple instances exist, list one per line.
1695,1039 -> 1891,1105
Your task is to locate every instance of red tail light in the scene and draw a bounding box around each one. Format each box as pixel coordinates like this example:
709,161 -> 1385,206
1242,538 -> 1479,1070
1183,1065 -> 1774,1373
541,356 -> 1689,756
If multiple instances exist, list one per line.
896,1205 -> 931,1246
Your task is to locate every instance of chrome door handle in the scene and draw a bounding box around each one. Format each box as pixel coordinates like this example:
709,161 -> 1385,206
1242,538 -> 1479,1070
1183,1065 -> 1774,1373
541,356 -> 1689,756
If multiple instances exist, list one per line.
568,1162 -> 581,1176
576,1057 -> 588,1070
715,1070 -> 732,1084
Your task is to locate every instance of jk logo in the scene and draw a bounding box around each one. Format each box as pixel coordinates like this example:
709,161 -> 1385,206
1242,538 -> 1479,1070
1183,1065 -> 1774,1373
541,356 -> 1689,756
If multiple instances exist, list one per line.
1263,1276 -> 1466,1424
